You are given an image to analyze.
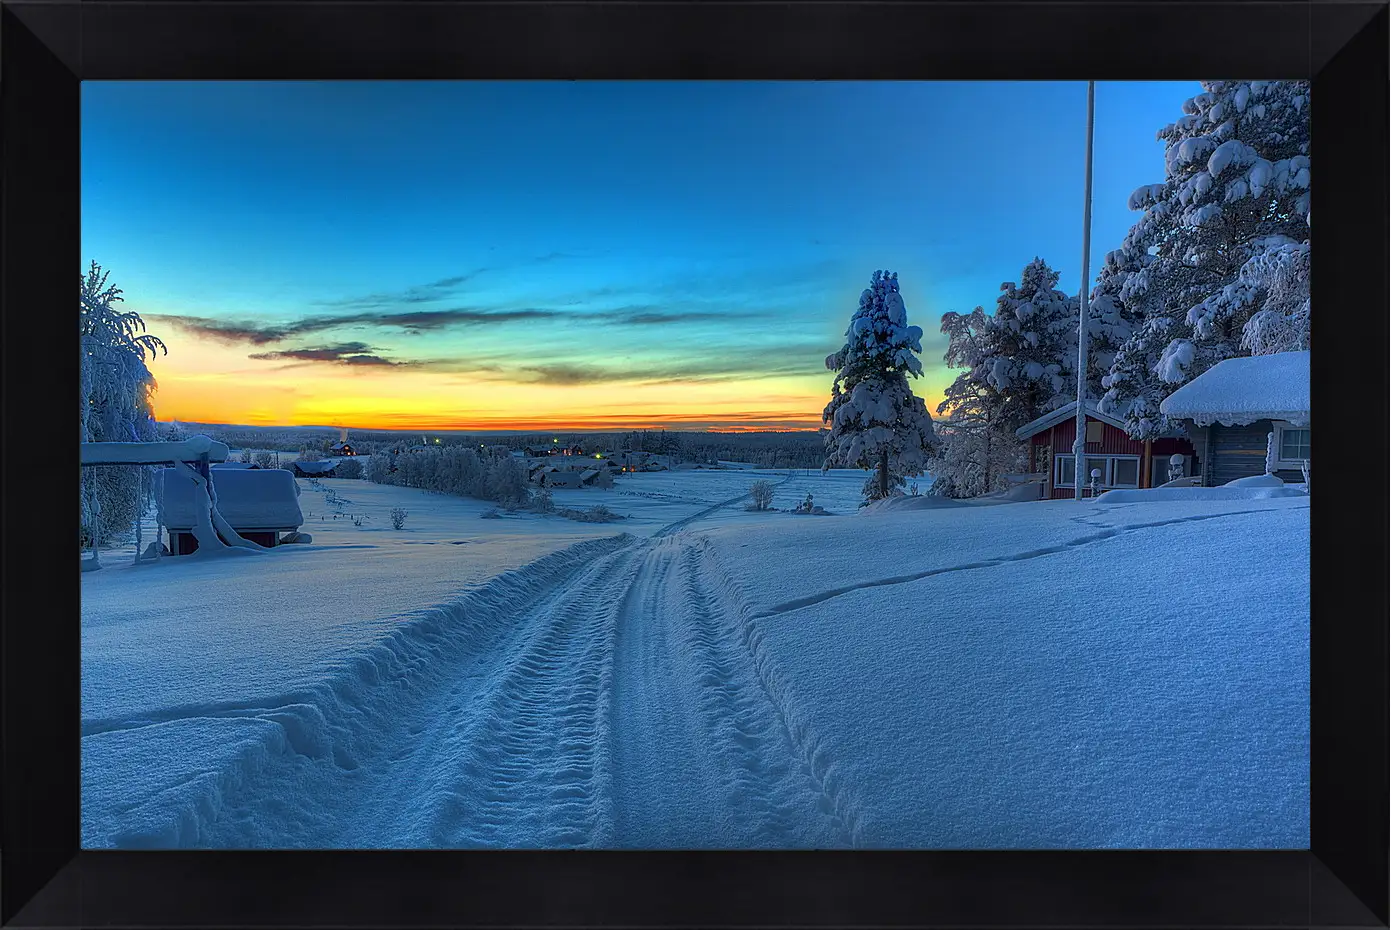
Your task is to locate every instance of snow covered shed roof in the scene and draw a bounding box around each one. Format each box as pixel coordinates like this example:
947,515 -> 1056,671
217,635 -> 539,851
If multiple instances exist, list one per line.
155,467 -> 303,530
1014,401 -> 1128,440
293,460 -> 338,475
1159,351 -> 1310,427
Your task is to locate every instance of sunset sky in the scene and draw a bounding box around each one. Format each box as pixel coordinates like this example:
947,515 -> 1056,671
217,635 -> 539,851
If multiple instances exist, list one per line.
82,81 -> 1199,432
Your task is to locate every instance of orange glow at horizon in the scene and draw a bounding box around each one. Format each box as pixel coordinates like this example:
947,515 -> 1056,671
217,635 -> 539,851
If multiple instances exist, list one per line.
145,333 -> 949,434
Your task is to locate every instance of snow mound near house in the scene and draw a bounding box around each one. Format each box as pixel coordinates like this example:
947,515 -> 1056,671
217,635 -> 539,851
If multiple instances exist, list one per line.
1224,473 -> 1285,488
1096,484 -> 1306,503
156,466 -> 304,529
858,494 -> 970,515
1159,350 -> 1309,426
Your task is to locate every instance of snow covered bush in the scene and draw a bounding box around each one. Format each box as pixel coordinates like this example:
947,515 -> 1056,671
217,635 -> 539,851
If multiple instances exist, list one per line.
1100,80 -> 1310,439
369,446 -> 533,508
239,449 -> 254,464
390,507 -> 409,530
593,468 -> 615,490
366,451 -> 396,484
824,270 -> 937,502
334,458 -> 363,479
748,480 -> 775,511
927,417 -> 1029,499
557,505 -> 625,523
532,487 -> 555,513
79,261 -> 166,546
253,451 -> 275,469
485,456 -> 531,507
480,508 -> 502,519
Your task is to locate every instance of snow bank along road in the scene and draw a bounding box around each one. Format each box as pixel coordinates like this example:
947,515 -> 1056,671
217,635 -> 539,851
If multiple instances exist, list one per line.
82,482 -> 1308,849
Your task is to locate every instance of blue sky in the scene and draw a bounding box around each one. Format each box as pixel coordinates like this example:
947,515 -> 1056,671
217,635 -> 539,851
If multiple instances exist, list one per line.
81,80 -> 1200,430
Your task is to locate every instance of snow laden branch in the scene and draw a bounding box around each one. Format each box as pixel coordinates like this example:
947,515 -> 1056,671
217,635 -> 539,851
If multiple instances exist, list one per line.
823,270 -> 936,503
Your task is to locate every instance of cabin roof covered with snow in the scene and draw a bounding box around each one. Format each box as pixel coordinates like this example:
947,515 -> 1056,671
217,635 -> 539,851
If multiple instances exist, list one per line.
1160,350 -> 1310,427
155,466 -> 303,530
1014,400 -> 1128,440
293,460 -> 338,475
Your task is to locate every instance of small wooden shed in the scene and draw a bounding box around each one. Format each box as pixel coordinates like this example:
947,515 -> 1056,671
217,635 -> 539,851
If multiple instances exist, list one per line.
1159,350 -> 1310,485
156,466 -> 304,554
1014,400 -> 1196,499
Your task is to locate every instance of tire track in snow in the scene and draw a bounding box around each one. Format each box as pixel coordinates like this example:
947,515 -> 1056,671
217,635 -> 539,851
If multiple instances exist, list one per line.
652,472 -> 796,538
146,533 -> 636,848
608,536 -> 848,847
749,506 -> 1297,621
109,468 -> 820,849
404,545 -> 647,848
693,538 -> 861,846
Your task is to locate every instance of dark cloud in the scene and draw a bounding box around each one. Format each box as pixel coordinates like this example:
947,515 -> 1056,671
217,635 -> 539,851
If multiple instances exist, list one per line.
336,308 -> 557,333
151,307 -> 560,347
593,307 -> 731,326
150,315 -> 293,346
248,342 -> 407,367
518,351 -> 820,387
315,270 -> 492,309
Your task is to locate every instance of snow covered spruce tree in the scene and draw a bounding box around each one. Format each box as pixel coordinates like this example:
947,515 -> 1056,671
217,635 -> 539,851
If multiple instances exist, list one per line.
79,262 -> 167,547
976,258 -> 1078,428
1100,80 -> 1310,438
930,258 -> 1076,496
823,270 -> 936,502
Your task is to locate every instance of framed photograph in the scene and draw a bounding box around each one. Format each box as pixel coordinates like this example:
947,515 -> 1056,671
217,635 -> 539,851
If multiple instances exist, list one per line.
3,1 -> 1385,926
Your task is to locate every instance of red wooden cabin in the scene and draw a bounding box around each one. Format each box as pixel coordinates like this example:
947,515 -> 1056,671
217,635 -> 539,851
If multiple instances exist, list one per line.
1014,401 -> 1196,499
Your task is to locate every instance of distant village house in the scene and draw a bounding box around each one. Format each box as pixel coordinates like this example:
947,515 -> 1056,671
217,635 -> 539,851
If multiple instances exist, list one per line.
291,459 -> 340,479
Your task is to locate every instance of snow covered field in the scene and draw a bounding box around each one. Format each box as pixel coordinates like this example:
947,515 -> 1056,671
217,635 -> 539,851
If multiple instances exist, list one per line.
81,471 -> 1308,849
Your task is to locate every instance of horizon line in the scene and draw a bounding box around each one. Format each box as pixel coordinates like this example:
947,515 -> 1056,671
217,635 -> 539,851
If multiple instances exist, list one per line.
155,418 -> 826,435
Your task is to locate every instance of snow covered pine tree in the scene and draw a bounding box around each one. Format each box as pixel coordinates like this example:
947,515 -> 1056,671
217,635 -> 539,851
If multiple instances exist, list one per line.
823,270 -> 936,502
1100,80 -> 1310,439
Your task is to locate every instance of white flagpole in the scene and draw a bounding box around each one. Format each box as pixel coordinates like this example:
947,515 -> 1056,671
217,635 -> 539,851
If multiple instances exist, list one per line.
1073,80 -> 1096,501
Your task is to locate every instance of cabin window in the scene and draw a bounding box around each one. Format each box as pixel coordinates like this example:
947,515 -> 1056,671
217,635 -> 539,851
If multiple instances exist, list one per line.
1055,454 -> 1141,490
1085,420 -> 1104,443
1056,455 -> 1075,487
1276,426 -> 1310,465
1110,457 -> 1140,488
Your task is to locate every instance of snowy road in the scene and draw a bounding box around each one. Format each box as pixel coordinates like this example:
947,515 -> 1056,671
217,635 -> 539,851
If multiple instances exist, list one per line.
192,475 -> 847,848
84,479 -> 1308,850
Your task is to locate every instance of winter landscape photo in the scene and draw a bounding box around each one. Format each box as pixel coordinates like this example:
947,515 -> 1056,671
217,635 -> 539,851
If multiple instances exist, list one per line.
80,80 -> 1311,850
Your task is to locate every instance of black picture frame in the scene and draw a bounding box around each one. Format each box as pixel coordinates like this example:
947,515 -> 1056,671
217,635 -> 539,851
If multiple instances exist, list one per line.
3,1 -> 1385,926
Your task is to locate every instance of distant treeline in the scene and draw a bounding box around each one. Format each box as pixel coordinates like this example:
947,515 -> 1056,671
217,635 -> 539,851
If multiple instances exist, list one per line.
192,424 -> 830,468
